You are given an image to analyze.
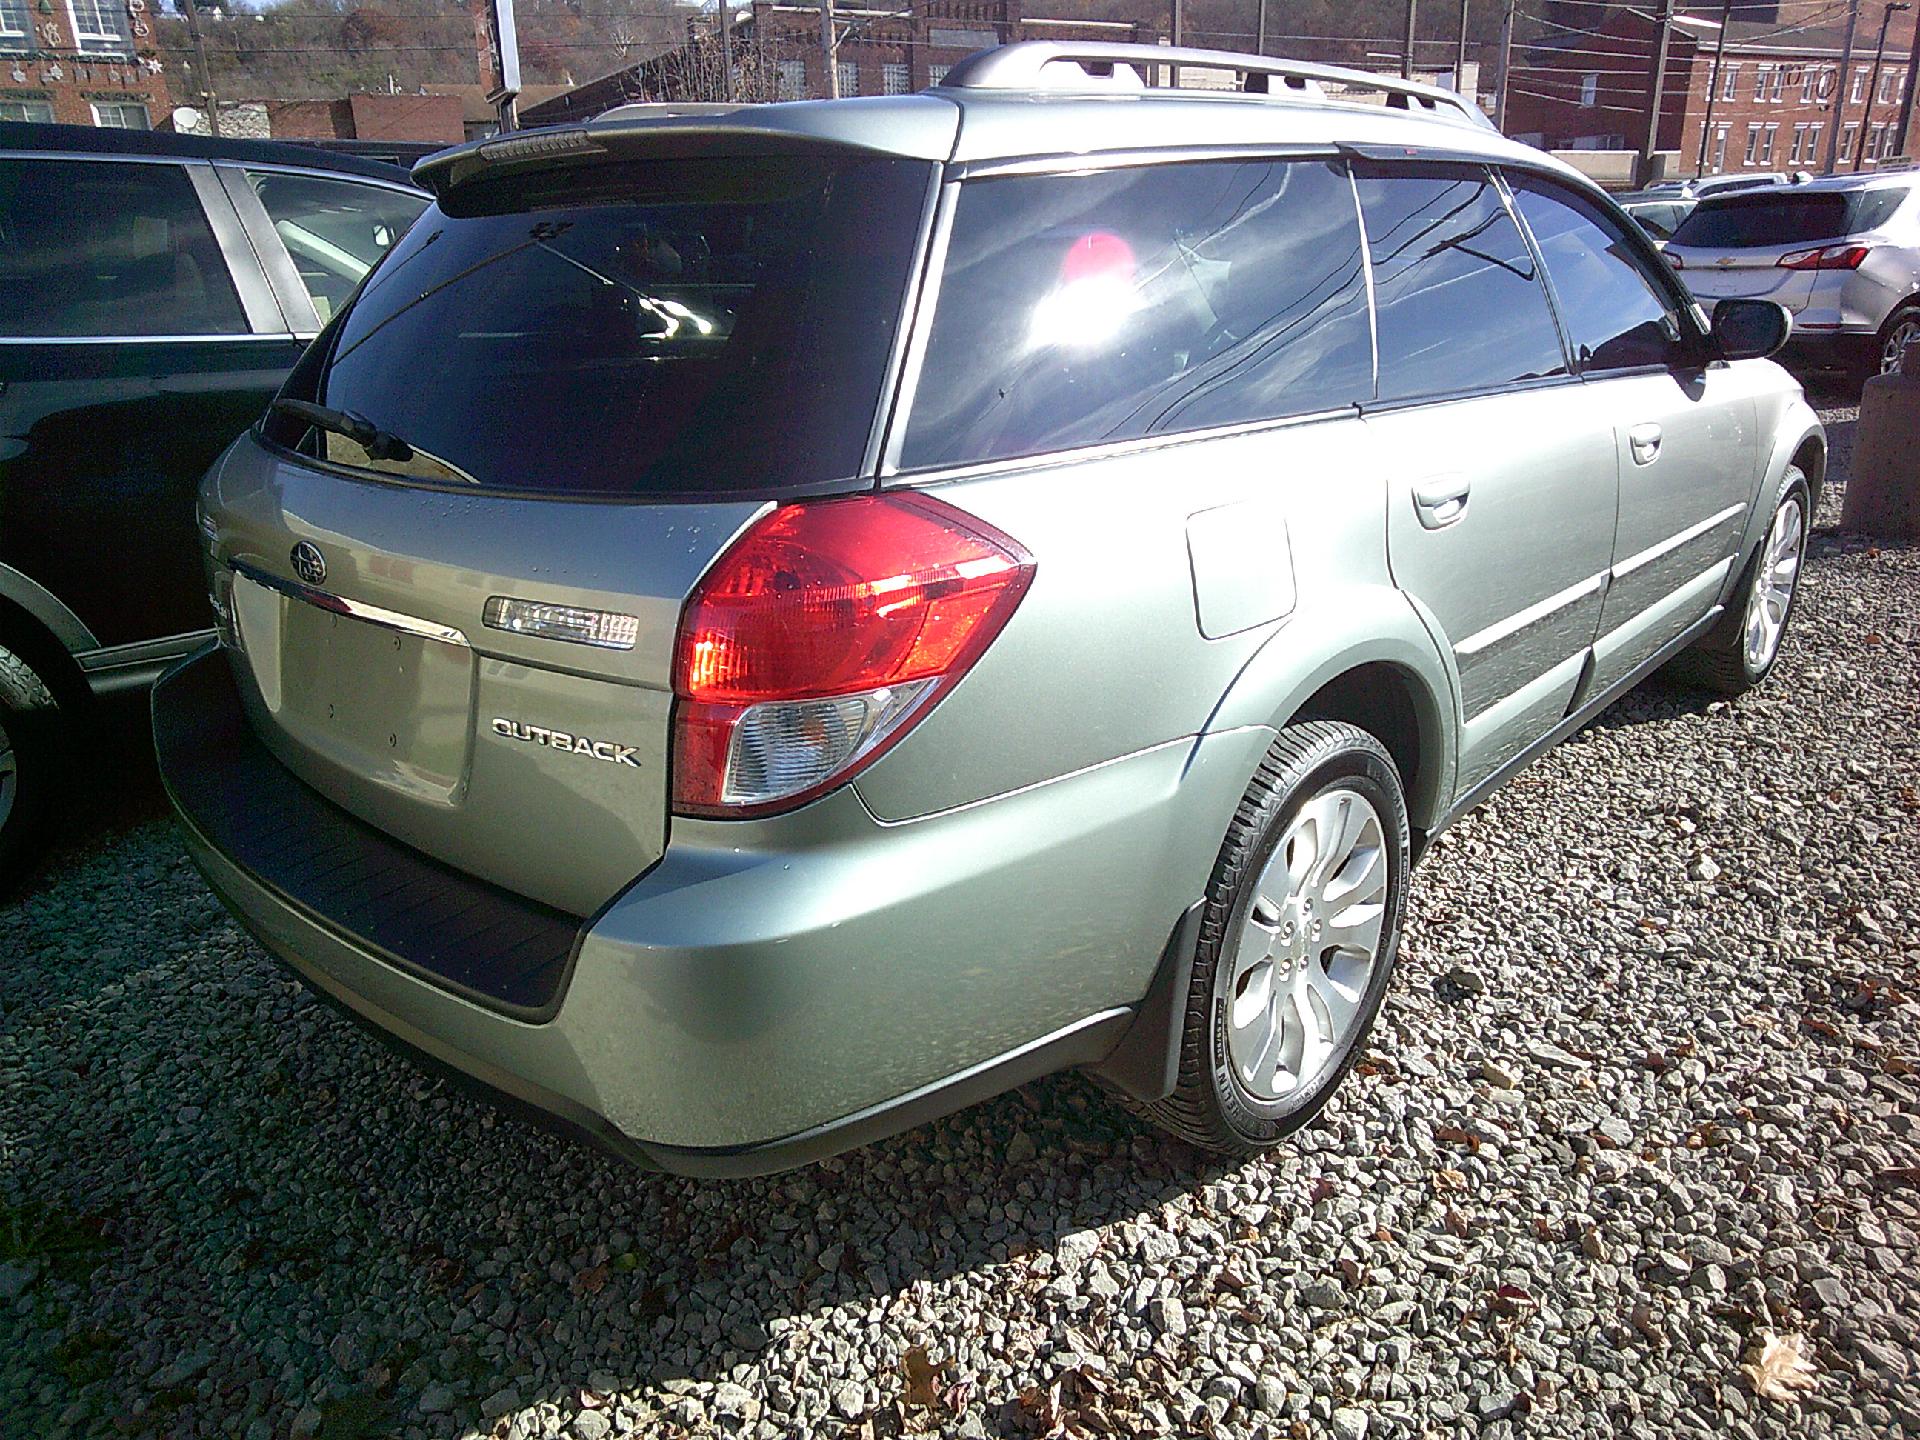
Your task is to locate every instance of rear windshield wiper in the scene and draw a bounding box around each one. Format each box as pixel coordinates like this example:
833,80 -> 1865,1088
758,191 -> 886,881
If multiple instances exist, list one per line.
271,398 -> 415,462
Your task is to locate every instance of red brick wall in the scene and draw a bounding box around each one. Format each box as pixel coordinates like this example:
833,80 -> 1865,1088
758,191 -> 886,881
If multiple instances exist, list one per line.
343,92 -> 464,142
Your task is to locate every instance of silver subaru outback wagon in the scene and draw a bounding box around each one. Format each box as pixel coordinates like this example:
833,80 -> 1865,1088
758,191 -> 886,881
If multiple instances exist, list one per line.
154,43 -> 1824,1176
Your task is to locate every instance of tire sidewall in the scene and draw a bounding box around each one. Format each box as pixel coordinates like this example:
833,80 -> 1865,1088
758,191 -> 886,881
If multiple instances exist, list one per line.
1205,742 -> 1409,1145
1739,470 -> 1811,687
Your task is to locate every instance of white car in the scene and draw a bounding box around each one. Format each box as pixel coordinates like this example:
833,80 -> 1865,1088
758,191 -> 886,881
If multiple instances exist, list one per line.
1664,173 -> 1920,377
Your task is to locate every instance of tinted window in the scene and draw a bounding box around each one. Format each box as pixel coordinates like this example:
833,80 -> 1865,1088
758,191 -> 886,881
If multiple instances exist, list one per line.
0,158 -> 246,337
1670,187 -> 1908,247
1511,178 -> 1683,372
247,171 -> 427,325
1354,166 -> 1566,403
263,154 -> 930,497
901,159 -> 1374,469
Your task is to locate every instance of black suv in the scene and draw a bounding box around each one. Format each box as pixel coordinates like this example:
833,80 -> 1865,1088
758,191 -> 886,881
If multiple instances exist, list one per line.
0,123 -> 426,883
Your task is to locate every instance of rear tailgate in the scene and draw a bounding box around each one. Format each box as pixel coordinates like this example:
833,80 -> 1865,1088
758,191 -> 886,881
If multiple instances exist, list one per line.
204,143 -> 935,916
1666,184 -> 1909,313
206,436 -> 762,916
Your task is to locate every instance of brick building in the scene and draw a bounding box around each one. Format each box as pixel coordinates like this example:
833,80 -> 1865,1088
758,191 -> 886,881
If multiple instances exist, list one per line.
262,92 -> 467,145
1506,4 -> 1920,177
0,0 -> 171,129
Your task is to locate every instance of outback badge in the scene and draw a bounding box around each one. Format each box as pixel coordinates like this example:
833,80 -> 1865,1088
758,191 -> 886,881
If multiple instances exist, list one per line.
491,718 -> 641,768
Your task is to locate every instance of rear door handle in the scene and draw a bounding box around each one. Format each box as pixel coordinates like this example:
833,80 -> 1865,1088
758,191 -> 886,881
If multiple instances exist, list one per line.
1629,423 -> 1663,465
1412,475 -> 1471,529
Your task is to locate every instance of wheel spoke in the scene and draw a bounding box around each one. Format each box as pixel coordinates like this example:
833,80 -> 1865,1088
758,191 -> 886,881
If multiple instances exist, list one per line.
1305,961 -> 1363,1037
1323,838 -> 1386,910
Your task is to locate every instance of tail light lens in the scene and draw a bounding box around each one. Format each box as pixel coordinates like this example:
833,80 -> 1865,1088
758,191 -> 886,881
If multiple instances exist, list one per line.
1777,244 -> 1871,270
671,493 -> 1035,817
1663,247 -> 1685,270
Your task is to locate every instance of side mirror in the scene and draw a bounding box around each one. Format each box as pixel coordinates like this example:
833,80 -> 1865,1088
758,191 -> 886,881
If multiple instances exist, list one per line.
1712,298 -> 1791,361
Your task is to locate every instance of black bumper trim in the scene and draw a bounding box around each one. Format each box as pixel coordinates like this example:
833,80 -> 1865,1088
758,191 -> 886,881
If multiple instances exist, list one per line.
153,647 -> 585,1018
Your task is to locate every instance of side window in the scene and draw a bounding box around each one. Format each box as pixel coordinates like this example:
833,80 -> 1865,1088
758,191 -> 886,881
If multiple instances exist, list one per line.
1353,165 -> 1567,404
899,158 -> 1375,470
0,158 -> 246,338
1508,176 -> 1685,374
246,171 -> 427,325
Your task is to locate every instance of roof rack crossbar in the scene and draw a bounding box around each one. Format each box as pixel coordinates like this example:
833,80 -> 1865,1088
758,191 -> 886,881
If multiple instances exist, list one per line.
938,42 -> 1495,131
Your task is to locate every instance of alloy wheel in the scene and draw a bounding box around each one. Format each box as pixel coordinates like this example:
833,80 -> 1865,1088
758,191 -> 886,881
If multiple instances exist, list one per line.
1881,315 -> 1920,374
1743,494 -> 1804,673
1226,786 -> 1388,1101
0,714 -> 14,834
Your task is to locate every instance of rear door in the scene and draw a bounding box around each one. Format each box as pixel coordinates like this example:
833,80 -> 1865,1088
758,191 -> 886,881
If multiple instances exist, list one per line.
0,153 -> 300,655
1356,164 -> 1616,798
1509,172 -> 1760,696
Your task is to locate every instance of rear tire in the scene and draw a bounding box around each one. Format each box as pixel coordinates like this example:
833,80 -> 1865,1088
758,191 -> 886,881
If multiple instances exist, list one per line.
1875,304 -> 1920,378
0,644 -> 66,893
1143,722 -> 1409,1155
1667,468 -> 1809,696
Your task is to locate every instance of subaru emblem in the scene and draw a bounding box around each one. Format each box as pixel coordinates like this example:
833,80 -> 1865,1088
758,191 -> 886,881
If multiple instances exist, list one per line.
291,541 -> 327,587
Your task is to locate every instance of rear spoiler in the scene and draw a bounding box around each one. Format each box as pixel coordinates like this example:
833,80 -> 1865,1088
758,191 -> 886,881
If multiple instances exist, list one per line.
410,99 -> 961,198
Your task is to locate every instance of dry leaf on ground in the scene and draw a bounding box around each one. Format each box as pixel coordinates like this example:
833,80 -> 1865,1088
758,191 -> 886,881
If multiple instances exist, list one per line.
1741,1332 -> 1818,1404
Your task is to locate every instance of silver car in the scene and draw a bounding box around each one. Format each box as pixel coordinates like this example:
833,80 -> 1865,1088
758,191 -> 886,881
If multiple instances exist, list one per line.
155,43 -> 1824,1175
1665,172 -> 1920,377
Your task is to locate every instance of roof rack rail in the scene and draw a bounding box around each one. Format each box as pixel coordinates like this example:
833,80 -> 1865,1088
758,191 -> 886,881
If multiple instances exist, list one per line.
938,42 -> 1495,132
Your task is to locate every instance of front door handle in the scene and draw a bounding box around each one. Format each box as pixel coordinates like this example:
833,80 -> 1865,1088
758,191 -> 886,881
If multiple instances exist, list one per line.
1412,475 -> 1471,529
1629,423 -> 1663,465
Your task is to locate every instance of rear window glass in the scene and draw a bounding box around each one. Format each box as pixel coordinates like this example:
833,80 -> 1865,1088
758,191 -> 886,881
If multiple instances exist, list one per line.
1670,187 -> 1908,248
263,154 -> 931,497
899,158 -> 1375,470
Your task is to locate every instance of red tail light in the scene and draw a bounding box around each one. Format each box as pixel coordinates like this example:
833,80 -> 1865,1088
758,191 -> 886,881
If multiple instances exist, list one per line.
1777,244 -> 1871,270
671,493 -> 1035,817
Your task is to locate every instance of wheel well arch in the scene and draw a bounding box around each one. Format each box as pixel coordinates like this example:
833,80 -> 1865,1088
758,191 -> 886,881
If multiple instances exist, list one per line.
1789,433 -> 1827,511
0,595 -> 92,718
1285,660 -> 1444,845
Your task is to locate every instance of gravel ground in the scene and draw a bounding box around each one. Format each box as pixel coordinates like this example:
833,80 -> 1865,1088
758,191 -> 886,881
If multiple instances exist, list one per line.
2,387 -> 1916,1440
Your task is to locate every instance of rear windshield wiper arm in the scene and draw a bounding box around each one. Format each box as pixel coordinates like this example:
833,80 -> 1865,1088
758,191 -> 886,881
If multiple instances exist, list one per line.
272,398 -> 415,463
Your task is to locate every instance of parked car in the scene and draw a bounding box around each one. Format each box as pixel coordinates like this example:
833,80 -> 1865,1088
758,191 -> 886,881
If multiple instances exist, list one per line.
1619,194 -> 1697,240
1664,171 -> 1920,378
1639,172 -> 1791,200
0,123 -> 427,883
155,43 -> 1822,1176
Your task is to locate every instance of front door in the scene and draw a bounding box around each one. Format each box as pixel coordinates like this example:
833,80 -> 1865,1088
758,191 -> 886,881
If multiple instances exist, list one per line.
1353,164 -> 1617,799
1506,173 -> 1763,697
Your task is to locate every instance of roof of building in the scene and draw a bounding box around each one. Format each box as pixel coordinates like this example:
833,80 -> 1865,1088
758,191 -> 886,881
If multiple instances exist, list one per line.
0,121 -> 415,182
424,83 -> 579,126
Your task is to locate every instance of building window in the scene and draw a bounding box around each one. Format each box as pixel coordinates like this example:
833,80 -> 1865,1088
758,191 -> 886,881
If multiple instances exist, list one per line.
928,63 -> 950,85
836,60 -> 858,96
66,0 -> 131,57
1579,72 -> 1598,107
1769,67 -> 1785,102
1868,122 -> 1887,159
777,58 -> 806,100
1712,124 -> 1729,173
1745,123 -> 1761,164
0,98 -> 52,122
1788,124 -> 1806,163
1882,68 -> 1903,103
0,0 -> 32,51
1754,64 -> 1771,101
1760,123 -> 1778,162
1722,63 -> 1741,100
89,100 -> 149,129
1853,67 -> 1869,102
1802,66 -> 1818,103
1809,123 -> 1822,159
882,62 -> 910,95
1842,122 -> 1859,157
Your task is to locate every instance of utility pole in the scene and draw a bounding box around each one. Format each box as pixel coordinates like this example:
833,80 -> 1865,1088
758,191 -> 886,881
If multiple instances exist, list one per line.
1257,0 -> 1268,56
183,0 -> 218,137
719,0 -> 732,102
1897,2 -> 1920,154
1825,0 -> 1864,172
1856,2 -> 1910,168
821,0 -> 838,97
1492,0 -> 1515,128
1170,0 -> 1183,86
1639,0 -> 1676,186
1402,0 -> 1418,79
1456,0 -> 1469,93
1695,0 -> 1734,176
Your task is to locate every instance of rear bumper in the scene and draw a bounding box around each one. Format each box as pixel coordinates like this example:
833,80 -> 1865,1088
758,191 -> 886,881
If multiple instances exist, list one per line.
155,648 -> 1260,1174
